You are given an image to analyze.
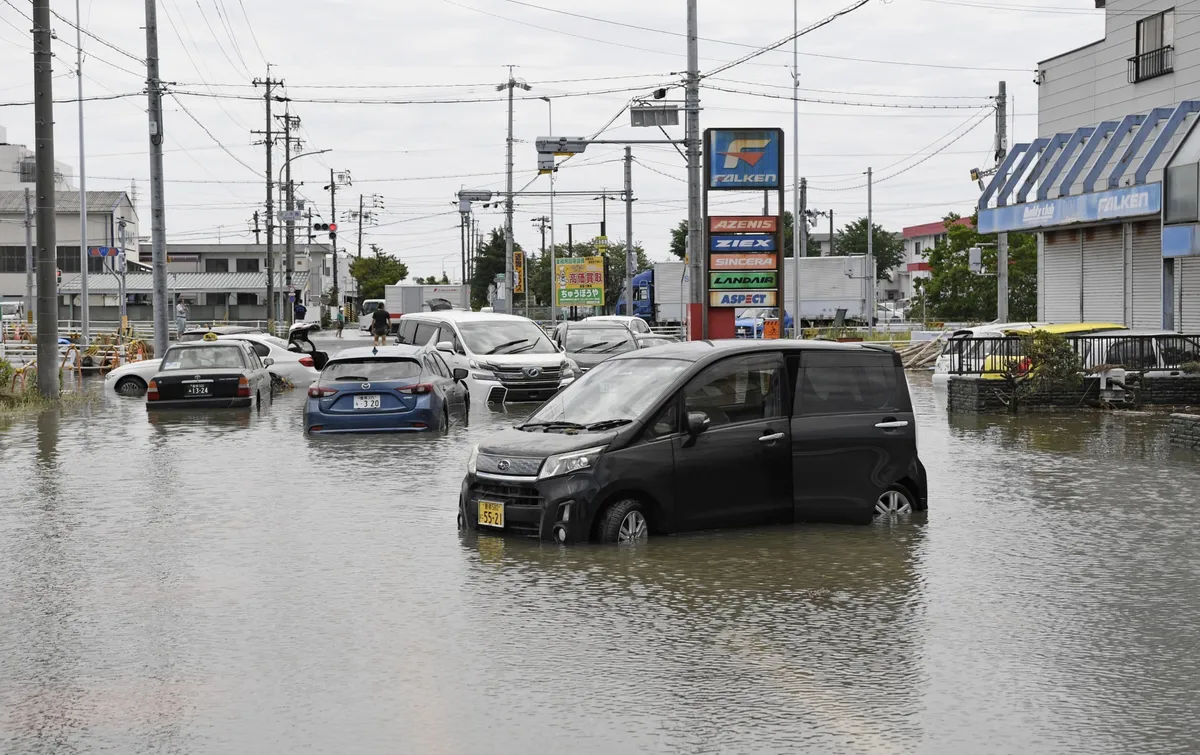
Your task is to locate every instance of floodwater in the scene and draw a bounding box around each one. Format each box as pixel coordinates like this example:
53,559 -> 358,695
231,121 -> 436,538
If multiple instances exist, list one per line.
2,334 -> 1199,754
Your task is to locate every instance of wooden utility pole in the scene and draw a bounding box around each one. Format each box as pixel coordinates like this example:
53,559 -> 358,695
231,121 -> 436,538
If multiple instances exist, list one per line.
33,0 -> 58,396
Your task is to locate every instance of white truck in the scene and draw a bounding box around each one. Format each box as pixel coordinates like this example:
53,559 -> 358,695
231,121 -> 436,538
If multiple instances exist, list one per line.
627,256 -> 870,325
380,284 -> 470,332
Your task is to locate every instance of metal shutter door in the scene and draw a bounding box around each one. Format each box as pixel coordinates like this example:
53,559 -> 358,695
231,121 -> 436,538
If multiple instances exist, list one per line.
1043,229 -> 1082,323
1130,221 -> 1162,329
1180,257 -> 1200,331
1082,224 -> 1125,322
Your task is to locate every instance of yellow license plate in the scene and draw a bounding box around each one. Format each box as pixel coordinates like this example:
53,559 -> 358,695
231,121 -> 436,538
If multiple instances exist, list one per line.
477,500 -> 505,528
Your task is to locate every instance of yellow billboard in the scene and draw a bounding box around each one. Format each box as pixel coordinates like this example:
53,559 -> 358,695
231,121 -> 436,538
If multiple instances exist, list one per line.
555,256 -> 605,306
513,250 -> 525,294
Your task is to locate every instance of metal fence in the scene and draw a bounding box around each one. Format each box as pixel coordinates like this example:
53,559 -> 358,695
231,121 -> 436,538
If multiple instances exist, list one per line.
947,334 -> 1200,376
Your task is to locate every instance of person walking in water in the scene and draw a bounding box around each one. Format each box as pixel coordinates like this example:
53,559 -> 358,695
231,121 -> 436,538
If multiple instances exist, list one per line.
174,299 -> 188,339
370,304 -> 390,347
335,307 -> 344,338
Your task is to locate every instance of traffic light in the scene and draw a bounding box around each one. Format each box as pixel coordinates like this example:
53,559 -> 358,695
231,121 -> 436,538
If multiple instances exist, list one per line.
313,222 -> 338,238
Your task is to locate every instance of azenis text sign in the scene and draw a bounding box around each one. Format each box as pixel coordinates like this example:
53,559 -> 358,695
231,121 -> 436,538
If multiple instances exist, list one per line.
709,216 -> 778,233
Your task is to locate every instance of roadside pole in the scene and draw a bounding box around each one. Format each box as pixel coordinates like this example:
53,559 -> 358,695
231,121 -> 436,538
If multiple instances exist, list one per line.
996,81 -> 1009,321
33,0 -> 57,396
685,0 -> 704,338
144,0 -> 169,355
284,109 -> 295,328
75,0 -> 89,342
24,188 -> 33,326
624,147 -> 634,319
797,177 -> 807,337
866,166 -> 875,338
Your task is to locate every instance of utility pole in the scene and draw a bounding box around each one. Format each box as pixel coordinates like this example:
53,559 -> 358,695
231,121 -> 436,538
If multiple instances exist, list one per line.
624,147 -> 635,320
357,194 -> 365,258
685,0 -> 704,339
278,108 -> 300,326
828,209 -> 834,256
24,188 -> 33,326
33,0 -> 57,395
797,177 -> 807,336
75,0 -> 89,342
253,70 -> 282,332
866,166 -> 875,338
996,80 -> 1009,321
328,169 -> 342,312
499,68 -> 531,313
144,0 -> 168,355
252,210 -> 261,244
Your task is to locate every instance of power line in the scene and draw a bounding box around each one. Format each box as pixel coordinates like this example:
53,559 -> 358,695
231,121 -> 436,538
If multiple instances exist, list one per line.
46,6 -> 144,62
0,91 -> 142,107
169,92 -> 261,176
707,76 -> 994,100
702,84 -> 987,109
170,81 -> 672,105
235,0 -> 267,63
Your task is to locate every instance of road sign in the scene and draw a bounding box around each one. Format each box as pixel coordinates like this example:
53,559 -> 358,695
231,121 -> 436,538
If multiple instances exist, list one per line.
709,290 -> 777,307
594,235 -> 608,253
278,210 -> 303,222
708,129 -> 782,190
536,137 -> 589,155
513,251 -> 525,294
88,246 -> 120,257
709,216 -> 778,233
457,190 -> 493,202
555,257 -> 604,307
710,234 -> 775,251
709,254 -> 776,270
709,271 -> 777,289
631,106 -> 679,128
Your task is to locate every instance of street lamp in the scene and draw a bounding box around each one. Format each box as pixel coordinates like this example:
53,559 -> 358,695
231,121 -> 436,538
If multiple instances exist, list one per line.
541,96 -> 557,324
278,149 -> 332,325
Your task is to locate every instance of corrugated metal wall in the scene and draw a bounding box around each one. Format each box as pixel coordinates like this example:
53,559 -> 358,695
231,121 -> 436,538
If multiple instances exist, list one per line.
1179,257 -> 1200,331
1130,221 -> 1163,328
1043,228 -> 1082,323
1081,224 -> 1125,323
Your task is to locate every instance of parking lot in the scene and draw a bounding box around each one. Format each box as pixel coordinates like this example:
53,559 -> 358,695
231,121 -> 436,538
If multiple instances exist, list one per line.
2,336 -> 1199,753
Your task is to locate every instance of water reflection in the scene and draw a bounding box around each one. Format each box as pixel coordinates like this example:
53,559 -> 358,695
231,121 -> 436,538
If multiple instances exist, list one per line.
0,374 -> 1198,754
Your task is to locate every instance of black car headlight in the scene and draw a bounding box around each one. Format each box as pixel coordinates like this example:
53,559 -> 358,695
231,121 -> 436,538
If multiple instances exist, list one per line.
539,445 -> 605,480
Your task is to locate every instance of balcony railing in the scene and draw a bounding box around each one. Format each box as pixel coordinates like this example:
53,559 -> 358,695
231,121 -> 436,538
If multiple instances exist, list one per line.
1128,45 -> 1174,83
947,334 -> 1200,377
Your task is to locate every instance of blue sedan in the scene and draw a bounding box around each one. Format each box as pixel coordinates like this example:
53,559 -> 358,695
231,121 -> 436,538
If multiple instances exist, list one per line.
304,345 -> 469,434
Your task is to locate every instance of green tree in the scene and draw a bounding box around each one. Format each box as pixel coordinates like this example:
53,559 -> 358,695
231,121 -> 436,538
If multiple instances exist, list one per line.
349,254 -> 409,299
908,214 -> 1037,322
470,229 -> 522,310
669,212 -> 809,260
833,217 -> 906,281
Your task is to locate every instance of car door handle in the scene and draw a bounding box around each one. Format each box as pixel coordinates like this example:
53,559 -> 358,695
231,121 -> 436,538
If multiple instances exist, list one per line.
875,420 -> 909,429
759,432 -> 785,443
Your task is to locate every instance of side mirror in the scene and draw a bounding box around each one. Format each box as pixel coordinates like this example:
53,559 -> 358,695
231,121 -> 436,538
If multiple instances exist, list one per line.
452,367 -> 469,382
686,411 -> 711,437
436,340 -> 455,354
262,357 -> 275,367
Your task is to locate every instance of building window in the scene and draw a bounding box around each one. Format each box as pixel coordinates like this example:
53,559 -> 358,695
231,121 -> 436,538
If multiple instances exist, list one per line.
236,258 -> 260,273
1130,10 -> 1174,83
206,258 -> 229,273
236,293 -> 258,305
0,247 -> 26,273
55,248 -> 104,274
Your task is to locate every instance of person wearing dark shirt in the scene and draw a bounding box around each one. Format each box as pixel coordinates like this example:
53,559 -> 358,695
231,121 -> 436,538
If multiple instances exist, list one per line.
371,306 -> 391,347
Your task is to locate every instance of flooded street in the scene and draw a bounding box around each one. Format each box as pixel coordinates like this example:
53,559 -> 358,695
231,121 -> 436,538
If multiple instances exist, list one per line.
2,336 -> 1199,754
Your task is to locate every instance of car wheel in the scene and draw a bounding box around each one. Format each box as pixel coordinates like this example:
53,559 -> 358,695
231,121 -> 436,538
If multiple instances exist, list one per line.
597,499 -> 650,544
114,376 -> 146,396
875,485 -> 914,519
438,407 -> 449,433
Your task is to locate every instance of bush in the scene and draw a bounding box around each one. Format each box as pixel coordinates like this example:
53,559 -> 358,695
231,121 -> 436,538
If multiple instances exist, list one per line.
1001,331 -> 1083,412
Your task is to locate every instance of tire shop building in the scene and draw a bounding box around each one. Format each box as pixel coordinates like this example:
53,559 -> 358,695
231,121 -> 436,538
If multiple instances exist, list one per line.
979,0 -> 1200,330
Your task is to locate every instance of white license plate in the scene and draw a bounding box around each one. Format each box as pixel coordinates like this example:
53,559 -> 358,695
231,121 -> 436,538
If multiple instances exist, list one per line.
353,394 -> 381,410
187,384 -> 210,396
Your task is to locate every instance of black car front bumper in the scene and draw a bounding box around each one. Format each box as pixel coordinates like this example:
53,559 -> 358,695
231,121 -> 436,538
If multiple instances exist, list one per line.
460,472 -> 602,543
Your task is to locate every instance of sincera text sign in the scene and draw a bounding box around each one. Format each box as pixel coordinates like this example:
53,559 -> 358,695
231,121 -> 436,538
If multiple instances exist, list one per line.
710,271 -> 776,289
709,290 -> 777,307
555,256 -> 605,306
710,253 -> 776,270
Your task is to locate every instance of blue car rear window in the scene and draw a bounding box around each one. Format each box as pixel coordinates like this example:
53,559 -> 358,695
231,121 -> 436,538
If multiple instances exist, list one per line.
322,358 -> 422,381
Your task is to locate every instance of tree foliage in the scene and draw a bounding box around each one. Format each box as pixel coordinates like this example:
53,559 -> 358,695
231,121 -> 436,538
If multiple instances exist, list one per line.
525,240 -> 651,310
909,214 -> 1037,322
412,273 -> 451,285
1003,331 -> 1083,413
832,217 -> 906,281
349,254 -> 409,300
469,228 -> 518,310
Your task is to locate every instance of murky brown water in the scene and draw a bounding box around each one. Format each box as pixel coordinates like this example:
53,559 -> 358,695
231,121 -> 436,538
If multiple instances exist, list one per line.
2,334 -> 1199,754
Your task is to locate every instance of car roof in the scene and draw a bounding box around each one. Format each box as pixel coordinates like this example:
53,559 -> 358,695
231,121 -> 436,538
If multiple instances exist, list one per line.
183,325 -> 261,334
563,321 -> 633,330
1008,322 -> 1125,335
585,315 -> 642,322
611,338 -> 894,363
328,345 -> 427,361
166,340 -> 250,350
403,310 -> 532,324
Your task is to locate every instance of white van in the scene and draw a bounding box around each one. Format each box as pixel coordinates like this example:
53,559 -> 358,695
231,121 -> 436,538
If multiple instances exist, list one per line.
358,299 -> 385,331
397,310 -> 578,404
932,322 -> 1042,387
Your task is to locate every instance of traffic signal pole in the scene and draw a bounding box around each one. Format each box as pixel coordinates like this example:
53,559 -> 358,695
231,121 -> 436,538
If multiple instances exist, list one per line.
329,169 -> 339,312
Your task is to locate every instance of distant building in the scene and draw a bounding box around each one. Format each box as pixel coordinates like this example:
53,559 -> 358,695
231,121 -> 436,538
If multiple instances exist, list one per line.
0,190 -> 138,302
898,218 -> 975,301
0,124 -> 75,192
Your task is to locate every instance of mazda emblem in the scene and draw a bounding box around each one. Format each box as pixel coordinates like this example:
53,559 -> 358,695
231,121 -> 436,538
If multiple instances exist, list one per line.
525,367 -> 541,378
361,382 -> 371,390
497,459 -> 511,472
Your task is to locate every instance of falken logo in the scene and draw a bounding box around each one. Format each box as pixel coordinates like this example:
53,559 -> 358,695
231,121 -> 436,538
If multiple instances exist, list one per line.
720,139 -> 771,169
1023,204 -> 1055,224
1097,192 -> 1150,214
714,238 -> 773,250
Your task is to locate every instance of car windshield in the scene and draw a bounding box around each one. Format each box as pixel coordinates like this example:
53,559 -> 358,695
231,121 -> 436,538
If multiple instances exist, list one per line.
564,328 -> 636,354
161,346 -> 245,370
361,301 -> 383,314
0,302 -> 19,316
524,357 -> 690,428
740,308 -> 775,320
322,358 -> 422,382
458,320 -> 557,355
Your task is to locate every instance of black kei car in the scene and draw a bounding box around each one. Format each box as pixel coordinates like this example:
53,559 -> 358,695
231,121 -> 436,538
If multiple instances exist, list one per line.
146,337 -> 274,410
460,340 -> 927,544
551,321 -> 640,373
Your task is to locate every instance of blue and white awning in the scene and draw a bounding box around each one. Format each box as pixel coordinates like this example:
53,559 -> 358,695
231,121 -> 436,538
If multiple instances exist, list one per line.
978,100 -> 1200,234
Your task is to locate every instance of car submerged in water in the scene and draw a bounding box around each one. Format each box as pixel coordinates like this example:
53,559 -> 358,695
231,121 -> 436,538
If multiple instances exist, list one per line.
460,339 -> 927,544
146,338 -> 274,410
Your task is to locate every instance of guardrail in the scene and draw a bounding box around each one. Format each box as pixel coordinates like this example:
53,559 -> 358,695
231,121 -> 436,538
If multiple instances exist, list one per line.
948,334 -> 1200,376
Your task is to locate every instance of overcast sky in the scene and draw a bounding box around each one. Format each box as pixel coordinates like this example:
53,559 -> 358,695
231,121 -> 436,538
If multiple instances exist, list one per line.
0,0 -> 1106,280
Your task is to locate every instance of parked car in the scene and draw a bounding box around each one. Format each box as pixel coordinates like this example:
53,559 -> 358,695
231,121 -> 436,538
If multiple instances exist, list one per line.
146,337 -> 274,410
460,340 -> 927,544
105,331 -> 321,396
550,321 -> 639,373
582,314 -> 652,335
932,322 -> 1043,387
397,310 -> 578,404
304,345 -> 468,434
178,325 -> 263,342
977,322 -> 1127,380
635,334 -> 680,349
1076,330 -> 1200,376
735,307 -> 794,338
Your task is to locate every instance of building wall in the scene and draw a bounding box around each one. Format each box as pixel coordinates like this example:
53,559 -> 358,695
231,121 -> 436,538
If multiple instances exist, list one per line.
1038,0 -> 1200,184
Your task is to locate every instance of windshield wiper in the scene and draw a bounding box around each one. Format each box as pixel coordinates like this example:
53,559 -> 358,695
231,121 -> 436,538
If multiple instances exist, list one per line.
598,342 -> 631,353
586,418 -> 633,431
508,342 -> 537,354
573,341 -> 612,352
487,338 -> 530,355
518,420 -> 587,432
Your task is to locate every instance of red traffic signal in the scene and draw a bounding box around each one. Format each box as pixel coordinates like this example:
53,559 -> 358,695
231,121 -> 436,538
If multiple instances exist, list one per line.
328,223 -> 337,233
313,222 -> 338,232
